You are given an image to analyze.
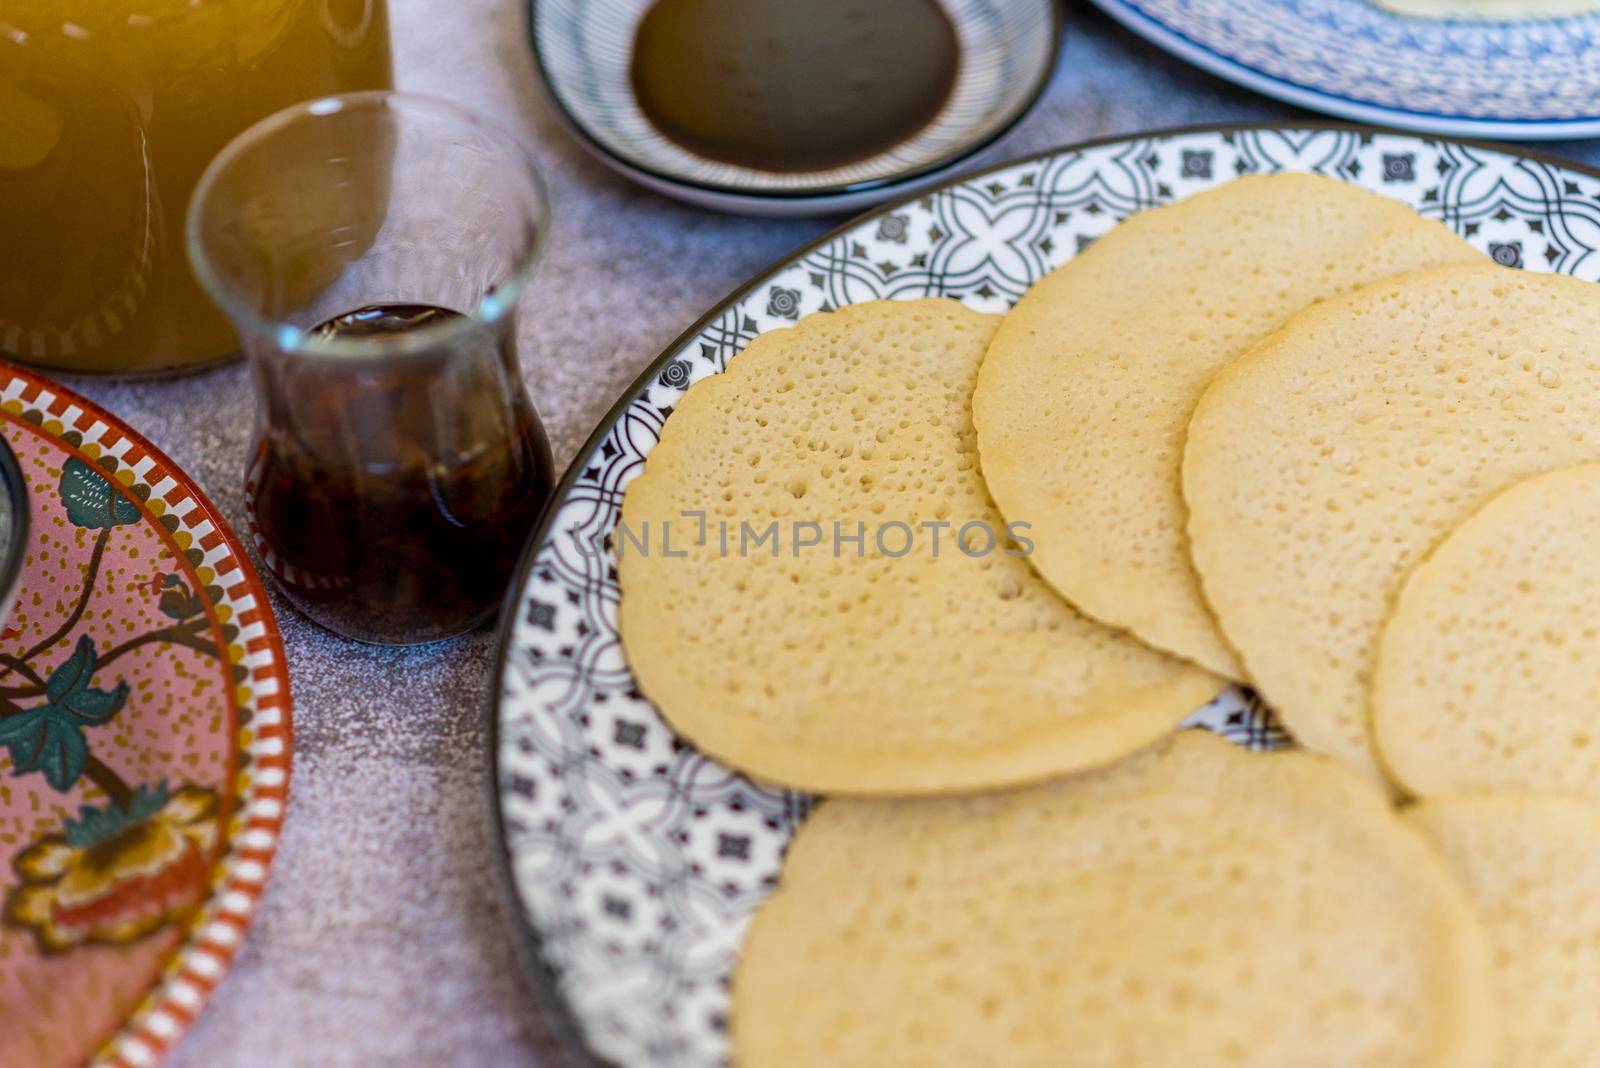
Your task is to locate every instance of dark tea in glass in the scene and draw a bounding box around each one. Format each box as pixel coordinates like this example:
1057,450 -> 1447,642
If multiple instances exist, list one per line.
189,93 -> 554,644
245,304 -> 554,644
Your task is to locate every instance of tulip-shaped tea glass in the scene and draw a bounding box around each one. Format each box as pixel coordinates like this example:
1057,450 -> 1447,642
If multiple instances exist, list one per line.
188,92 -> 555,645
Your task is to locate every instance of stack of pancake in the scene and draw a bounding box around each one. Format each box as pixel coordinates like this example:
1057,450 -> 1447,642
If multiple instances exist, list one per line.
618,173 -> 1600,1067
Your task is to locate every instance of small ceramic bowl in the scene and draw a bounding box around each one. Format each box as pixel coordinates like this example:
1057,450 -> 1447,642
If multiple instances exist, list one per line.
0,434 -> 29,624
529,0 -> 1062,216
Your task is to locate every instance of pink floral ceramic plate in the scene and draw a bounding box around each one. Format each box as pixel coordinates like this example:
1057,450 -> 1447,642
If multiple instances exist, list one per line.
0,363 -> 292,1068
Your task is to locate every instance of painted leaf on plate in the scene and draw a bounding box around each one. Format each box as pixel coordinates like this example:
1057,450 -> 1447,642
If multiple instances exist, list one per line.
0,637 -> 129,790
60,457 -> 140,529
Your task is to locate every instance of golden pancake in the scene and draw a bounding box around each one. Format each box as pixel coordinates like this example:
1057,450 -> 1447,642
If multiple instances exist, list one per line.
1374,0 -> 1600,17
618,299 -> 1220,795
973,173 -> 1480,678
1185,263 -> 1600,780
735,730 -> 1494,1068
1374,464 -> 1600,799
1410,795 -> 1600,1068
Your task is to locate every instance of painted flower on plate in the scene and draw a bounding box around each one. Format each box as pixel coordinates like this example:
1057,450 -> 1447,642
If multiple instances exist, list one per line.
658,359 -> 691,390
1382,153 -> 1416,182
1490,241 -> 1523,268
876,214 -> 909,243
5,782 -> 218,953
765,286 -> 800,320
1181,150 -> 1213,178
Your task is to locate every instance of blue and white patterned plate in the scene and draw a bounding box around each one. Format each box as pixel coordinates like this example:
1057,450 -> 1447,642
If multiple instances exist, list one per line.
491,124 -> 1600,1068
528,0 -> 1058,215
1090,0 -> 1600,140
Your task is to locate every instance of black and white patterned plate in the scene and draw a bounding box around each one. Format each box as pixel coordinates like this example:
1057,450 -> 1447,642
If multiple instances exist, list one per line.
490,124 -> 1600,1068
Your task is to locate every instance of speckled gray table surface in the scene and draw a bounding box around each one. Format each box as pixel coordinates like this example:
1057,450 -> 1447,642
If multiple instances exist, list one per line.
65,4 -> 1600,1067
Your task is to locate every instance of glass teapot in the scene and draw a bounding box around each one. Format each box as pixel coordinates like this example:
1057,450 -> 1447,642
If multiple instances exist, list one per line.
0,0 -> 392,375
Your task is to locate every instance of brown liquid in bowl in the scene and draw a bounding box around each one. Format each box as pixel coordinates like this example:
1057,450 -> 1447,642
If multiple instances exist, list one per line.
630,0 -> 959,174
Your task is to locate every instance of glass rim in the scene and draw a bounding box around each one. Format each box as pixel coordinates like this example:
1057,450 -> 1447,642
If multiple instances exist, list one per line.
186,90 -> 551,360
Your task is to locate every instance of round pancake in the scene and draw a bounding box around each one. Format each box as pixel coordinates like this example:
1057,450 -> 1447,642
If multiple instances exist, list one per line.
973,173 -> 1481,678
1409,795 -> 1600,1068
735,729 -> 1495,1068
618,299 -> 1220,795
1183,263 -> 1600,780
1375,0 -> 1600,17
1375,464 -> 1600,799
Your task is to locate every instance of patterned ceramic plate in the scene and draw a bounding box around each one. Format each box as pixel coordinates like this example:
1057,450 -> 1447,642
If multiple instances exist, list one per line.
491,123 -> 1600,1068
0,364 -> 292,1068
1089,0 -> 1600,139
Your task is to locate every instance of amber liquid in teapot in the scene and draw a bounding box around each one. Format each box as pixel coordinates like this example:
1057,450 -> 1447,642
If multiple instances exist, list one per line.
0,0 -> 392,374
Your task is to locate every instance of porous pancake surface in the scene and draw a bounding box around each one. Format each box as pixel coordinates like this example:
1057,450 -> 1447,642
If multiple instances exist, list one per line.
1184,264 -> 1600,779
973,173 -> 1481,677
619,299 -> 1219,795
734,730 -> 1495,1068
1410,795 -> 1600,1068
1375,464 -> 1600,799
